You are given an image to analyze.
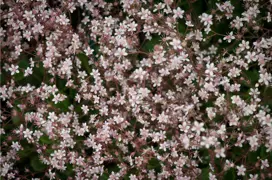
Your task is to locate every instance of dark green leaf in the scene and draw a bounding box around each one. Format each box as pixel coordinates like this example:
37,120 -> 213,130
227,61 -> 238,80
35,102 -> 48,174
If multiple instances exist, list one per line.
30,156 -> 47,172
199,168 -> 209,180
223,168 -> 236,180
142,35 -> 161,52
39,135 -> 53,144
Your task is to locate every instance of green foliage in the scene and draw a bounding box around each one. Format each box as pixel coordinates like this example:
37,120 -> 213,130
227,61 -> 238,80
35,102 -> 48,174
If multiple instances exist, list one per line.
77,53 -> 92,74
147,158 -> 162,172
223,168 -> 236,180
30,156 -> 47,172
200,168 -> 209,180
142,35 -> 161,52
39,135 -> 53,144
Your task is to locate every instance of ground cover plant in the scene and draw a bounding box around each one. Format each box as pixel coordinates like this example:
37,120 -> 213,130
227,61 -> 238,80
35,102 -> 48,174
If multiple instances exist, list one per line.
0,0 -> 272,179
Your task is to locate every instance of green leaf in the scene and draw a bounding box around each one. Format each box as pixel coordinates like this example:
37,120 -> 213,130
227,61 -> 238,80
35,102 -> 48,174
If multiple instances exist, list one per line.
106,162 -> 119,173
18,145 -> 34,158
223,168 -> 236,180
191,0 -> 207,17
198,149 -> 210,168
56,164 -> 74,179
64,164 -> 74,176
263,86 -> 272,109
0,71 -> 7,84
56,77 -> 67,91
230,147 -> 243,161
77,53 -> 92,74
39,135 -> 53,144
260,145 -> 266,159
147,158 -> 161,172
12,115 -> 21,125
247,151 -> 258,163
178,20 -> 186,34
53,98 -> 70,111
99,173 -> 109,180
243,69 -> 259,86
14,71 -> 25,82
30,156 -> 47,172
142,35 -> 161,52
199,168 -> 209,180
18,55 -> 29,69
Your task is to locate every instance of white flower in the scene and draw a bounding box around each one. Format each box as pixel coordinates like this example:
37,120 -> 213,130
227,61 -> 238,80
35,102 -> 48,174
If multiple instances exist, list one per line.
173,7 -> 184,19
24,67 -> 33,77
209,172 -> 217,180
81,105 -> 89,115
138,87 -> 150,98
48,112 -> 58,122
245,51 -> 257,62
199,13 -> 213,26
113,115 -> 124,124
259,72 -> 272,85
23,10 -> 34,21
133,67 -> 147,81
192,121 -> 205,135
249,174 -> 258,180
182,135 -> 190,149
129,174 -> 138,180
267,12 -> 271,22
236,165 -> 246,176
232,17 -> 243,29
138,8 -> 151,20
11,142 -> 21,151
228,114 -> 239,126
228,67 -> 241,78
9,64 -> 19,75
223,32 -> 235,43
114,48 -> 128,58
224,160 -> 234,170
205,63 -> 217,77
157,112 -> 169,123
23,129 -> 33,139
261,159 -> 269,169
201,136 -> 216,148
32,23 -> 44,34
231,95 -> 243,106
15,45 -> 22,56
215,147 -> 226,158
239,40 -> 250,51
84,47 -> 94,56
170,38 -> 182,50
56,14 -> 70,25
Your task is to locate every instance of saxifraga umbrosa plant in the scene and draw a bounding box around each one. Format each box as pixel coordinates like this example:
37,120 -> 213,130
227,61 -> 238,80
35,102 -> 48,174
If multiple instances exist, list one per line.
0,0 -> 272,179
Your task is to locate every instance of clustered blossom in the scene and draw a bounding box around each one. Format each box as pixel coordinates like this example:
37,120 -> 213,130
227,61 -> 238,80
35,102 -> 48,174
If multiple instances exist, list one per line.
0,0 -> 272,179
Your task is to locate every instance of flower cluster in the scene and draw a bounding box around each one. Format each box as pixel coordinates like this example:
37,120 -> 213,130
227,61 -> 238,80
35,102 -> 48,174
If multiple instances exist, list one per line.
1,0 -> 272,179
